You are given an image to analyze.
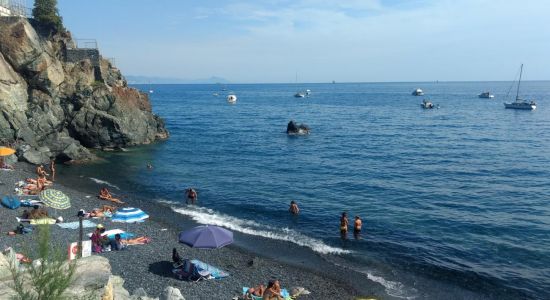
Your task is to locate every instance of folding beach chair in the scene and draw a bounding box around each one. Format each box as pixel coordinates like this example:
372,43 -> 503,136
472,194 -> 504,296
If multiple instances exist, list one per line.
173,259 -> 210,282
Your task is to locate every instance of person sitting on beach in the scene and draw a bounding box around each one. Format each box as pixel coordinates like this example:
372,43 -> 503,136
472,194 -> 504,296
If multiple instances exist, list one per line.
245,284 -> 265,299
340,212 -> 349,238
185,188 -> 197,204
98,187 -> 124,204
88,205 -> 117,218
172,248 -> 184,267
110,233 -> 127,251
36,165 -> 48,178
289,201 -> 300,215
263,280 -> 283,300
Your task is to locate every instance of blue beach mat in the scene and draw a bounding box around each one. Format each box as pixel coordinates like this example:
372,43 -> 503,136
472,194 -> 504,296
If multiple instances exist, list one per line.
57,220 -> 97,229
190,259 -> 229,279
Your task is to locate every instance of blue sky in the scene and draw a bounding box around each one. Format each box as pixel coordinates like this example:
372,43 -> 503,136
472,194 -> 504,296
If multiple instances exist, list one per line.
57,0 -> 550,83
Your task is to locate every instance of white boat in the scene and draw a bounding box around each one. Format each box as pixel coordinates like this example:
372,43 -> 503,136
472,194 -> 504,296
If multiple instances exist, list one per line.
421,99 -> 437,109
149,90 -> 154,94
305,89 -> 311,96
294,92 -> 306,98
478,92 -> 494,99
412,88 -> 424,96
227,94 -> 237,103
504,64 -> 536,110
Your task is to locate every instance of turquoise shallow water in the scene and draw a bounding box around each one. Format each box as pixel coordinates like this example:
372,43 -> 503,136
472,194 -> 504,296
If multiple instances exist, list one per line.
61,82 -> 550,299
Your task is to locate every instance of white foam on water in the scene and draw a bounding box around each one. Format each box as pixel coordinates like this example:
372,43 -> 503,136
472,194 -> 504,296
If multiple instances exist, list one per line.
171,206 -> 351,255
89,177 -> 120,190
364,272 -> 418,299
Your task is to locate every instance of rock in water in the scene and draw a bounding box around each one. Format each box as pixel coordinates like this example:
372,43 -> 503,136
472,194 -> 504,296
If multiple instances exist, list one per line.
0,17 -> 168,164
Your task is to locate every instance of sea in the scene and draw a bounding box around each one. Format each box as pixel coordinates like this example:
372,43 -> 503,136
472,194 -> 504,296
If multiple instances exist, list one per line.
58,81 -> 550,299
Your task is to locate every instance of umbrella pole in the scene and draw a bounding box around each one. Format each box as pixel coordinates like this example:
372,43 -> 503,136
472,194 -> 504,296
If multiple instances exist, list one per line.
78,216 -> 83,259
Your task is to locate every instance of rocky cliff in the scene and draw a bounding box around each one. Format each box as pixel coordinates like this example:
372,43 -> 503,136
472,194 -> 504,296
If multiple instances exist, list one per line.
0,16 -> 168,164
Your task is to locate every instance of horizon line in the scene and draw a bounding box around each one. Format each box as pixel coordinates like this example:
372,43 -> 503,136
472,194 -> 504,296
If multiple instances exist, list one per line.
130,79 -> 550,85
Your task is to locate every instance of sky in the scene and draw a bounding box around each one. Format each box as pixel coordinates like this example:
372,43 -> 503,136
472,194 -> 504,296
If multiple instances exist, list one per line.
56,0 -> 550,83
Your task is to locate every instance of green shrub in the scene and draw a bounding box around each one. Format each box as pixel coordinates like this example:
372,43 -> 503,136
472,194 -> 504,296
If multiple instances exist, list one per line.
8,225 -> 76,300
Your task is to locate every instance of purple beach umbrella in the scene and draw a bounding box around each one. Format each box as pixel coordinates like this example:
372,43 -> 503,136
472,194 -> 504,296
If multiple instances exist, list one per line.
178,225 -> 233,249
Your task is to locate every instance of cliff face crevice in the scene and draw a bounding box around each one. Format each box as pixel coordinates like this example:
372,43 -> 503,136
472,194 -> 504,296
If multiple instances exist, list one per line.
0,17 -> 168,164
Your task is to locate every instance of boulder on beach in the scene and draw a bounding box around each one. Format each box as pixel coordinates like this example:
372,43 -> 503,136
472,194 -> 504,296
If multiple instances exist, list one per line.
287,120 -> 310,135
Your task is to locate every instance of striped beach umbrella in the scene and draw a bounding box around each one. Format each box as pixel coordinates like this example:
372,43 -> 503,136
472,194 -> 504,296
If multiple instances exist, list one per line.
111,207 -> 149,223
39,189 -> 71,210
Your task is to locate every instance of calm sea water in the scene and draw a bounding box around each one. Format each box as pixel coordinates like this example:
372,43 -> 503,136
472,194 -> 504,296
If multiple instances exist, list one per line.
62,82 -> 550,299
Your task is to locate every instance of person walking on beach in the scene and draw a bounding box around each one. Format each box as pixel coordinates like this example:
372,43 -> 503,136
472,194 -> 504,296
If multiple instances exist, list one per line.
340,212 -> 349,239
289,201 -> 300,215
354,216 -> 362,239
186,187 -> 197,204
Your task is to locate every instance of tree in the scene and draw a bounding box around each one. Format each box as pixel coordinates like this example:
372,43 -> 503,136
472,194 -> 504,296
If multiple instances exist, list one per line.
32,0 -> 64,32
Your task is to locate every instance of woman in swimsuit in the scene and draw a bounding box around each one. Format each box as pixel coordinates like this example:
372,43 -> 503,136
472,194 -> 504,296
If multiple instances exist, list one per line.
340,212 -> 349,239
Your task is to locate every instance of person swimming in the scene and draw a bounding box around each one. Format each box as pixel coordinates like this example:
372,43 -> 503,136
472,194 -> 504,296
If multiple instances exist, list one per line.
289,201 -> 300,215
186,188 -> 197,204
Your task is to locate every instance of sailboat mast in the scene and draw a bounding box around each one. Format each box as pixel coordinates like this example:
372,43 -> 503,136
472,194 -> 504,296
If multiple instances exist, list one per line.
516,64 -> 523,101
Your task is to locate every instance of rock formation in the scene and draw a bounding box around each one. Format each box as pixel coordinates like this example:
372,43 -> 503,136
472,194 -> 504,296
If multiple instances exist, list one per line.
0,16 -> 168,164
0,252 -> 185,300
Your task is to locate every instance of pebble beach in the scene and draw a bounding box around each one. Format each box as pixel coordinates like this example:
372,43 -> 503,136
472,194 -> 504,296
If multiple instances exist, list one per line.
0,162 -> 367,300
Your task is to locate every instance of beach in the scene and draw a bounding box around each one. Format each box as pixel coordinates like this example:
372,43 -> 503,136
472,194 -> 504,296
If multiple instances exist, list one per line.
0,162 -> 372,300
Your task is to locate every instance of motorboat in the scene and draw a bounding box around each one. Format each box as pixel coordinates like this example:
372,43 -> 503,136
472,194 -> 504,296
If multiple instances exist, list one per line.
478,92 -> 494,99
421,99 -> 437,109
227,94 -> 237,103
412,88 -> 424,96
504,64 -> 536,110
294,92 -> 306,98
305,89 -> 311,96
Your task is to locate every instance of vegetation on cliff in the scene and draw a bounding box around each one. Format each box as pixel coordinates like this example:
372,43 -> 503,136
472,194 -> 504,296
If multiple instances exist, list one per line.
32,0 -> 64,33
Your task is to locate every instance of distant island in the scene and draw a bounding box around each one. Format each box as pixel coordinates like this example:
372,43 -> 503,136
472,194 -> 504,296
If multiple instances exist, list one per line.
126,75 -> 230,85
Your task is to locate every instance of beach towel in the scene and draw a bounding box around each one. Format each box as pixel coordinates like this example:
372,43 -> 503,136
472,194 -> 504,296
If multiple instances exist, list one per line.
87,229 -> 135,239
190,259 -> 229,279
242,287 -> 291,300
57,220 -> 97,229
20,200 -> 44,207
2,195 -> 21,209
30,218 -> 56,225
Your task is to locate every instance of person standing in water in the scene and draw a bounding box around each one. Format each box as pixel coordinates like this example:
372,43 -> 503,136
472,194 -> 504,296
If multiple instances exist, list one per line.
340,212 -> 349,239
49,159 -> 56,182
354,215 -> 362,239
186,188 -> 197,204
289,201 -> 300,215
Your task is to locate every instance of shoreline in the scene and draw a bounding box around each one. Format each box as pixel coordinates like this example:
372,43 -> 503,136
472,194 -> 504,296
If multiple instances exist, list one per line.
0,163 -> 383,299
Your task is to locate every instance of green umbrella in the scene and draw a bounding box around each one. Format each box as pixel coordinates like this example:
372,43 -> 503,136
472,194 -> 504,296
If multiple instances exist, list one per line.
39,189 -> 71,210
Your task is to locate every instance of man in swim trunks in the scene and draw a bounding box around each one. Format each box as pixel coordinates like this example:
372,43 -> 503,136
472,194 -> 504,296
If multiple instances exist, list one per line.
340,212 -> 349,239
186,188 -> 197,204
289,201 -> 300,215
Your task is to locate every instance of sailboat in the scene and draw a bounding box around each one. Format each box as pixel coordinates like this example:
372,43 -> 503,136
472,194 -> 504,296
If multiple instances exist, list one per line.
293,72 -> 309,98
504,64 -> 536,110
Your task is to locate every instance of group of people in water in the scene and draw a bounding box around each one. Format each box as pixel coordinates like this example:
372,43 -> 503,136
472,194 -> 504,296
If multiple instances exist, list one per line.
340,212 -> 362,239
289,201 -> 363,239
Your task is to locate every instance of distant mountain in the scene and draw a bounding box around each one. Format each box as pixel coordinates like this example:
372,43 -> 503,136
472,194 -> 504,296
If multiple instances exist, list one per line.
126,75 -> 230,84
